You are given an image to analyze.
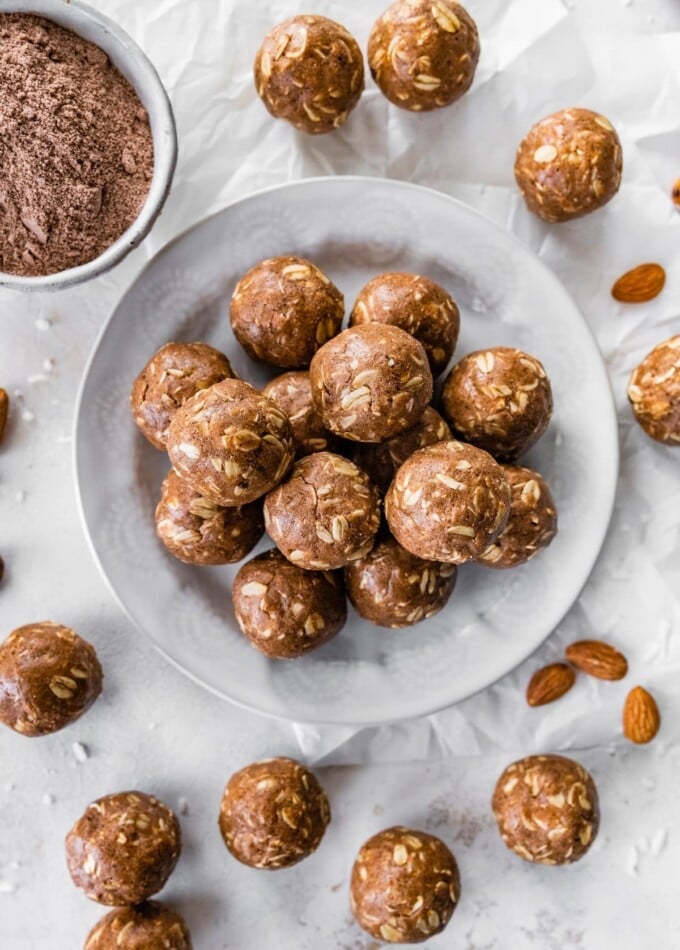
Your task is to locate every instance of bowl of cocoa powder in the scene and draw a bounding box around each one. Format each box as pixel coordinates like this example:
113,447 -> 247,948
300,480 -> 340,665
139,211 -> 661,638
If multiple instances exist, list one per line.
0,0 -> 177,291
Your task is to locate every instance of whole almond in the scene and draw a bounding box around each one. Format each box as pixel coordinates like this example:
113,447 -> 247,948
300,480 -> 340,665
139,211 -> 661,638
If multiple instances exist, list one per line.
0,388 -> 8,444
526,663 -> 576,707
611,263 -> 665,303
672,178 -> 680,210
623,686 -> 660,744
565,640 -> 628,680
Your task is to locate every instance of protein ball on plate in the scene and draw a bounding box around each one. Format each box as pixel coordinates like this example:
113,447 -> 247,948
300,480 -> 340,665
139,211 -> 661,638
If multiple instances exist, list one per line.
254,15 -> 364,134
441,347 -> 553,461
84,901 -> 192,949
219,757 -> 330,869
166,379 -> 294,507
130,342 -> 235,450
385,441 -> 511,564
0,622 -> 102,737
627,334 -> 680,445
232,549 -> 347,659
350,272 -> 460,376
230,256 -> 344,369
514,107 -> 623,222
310,324 -> 433,442
263,371 -> 341,457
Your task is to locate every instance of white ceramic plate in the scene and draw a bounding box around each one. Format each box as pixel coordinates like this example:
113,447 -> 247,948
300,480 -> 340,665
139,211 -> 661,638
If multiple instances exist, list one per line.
75,176 -> 618,726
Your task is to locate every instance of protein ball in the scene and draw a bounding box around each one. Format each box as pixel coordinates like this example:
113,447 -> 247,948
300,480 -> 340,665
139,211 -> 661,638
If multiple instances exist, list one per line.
310,324 -> 433,442
478,466 -> 557,569
85,901 -> 192,950
627,334 -> 680,445
351,406 -> 451,492
167,379 -> 294,507
130,342 -> 235,450
350,272 -> 460,376
441,347 -> 553,461
155,469 -> 264,566
263,371 -> 341,457
264,452 -> 381,570
350,826 -> 461,943
345,535 -> 456,628
385,441 -> 511,564
368,0 -> 479,112
66,791 -> 181,905
219,757 -> 331,869
492,754 -> 600,865
0,622 -> 102,737
230,256 -> 344,369
233,549 -> 347,659
515,108 -> 623,222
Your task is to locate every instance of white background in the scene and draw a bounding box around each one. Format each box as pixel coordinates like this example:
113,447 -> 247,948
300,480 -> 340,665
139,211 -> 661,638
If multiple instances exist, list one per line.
1,0 -> 680,947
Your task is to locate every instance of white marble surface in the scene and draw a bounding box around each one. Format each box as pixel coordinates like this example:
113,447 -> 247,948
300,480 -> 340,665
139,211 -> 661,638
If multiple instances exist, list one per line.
1,0 -> 680,947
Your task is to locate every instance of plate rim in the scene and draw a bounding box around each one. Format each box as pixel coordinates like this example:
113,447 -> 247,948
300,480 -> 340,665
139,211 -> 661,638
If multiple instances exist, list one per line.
73,174 -> 620,727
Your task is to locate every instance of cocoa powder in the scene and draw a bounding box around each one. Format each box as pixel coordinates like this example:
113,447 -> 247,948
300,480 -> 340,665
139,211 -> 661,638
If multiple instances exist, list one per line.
0,14 -> 154,277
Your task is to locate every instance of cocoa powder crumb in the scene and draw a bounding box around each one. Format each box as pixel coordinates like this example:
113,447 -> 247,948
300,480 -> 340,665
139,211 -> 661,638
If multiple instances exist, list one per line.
0,14 -> 154,277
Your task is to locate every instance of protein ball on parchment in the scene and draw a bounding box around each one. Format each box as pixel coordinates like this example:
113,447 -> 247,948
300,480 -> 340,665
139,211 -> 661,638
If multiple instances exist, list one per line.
350,826 -> 461,943
66,791 -> 181,905
350,272 -> 460,376
85,901 -> 192,950
368,0 -> 480,112
0,622 -> 102,737
515,108 -> 623,222
264,452 -> 381,570
230,256 -> 344,369
233,549 -> 347,659
155,469 -> 264,566
492,754 -> 599,865
263,371 -> 341,457
219,757 -> 330,869
167,379 -> 294,507
351,406 -> 451,492
254,15 -> 364,134
385,441 -> 511,564
627,334 -> 680,445
478,465 -> 557,569
130,342 -> 235,450
441,347 -> 553,461
310,324 -> 433,442
345,535 -> 457,628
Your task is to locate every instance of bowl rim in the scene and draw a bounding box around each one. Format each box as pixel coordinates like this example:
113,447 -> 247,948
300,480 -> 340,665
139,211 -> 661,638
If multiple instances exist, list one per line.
0,0 -> 178,292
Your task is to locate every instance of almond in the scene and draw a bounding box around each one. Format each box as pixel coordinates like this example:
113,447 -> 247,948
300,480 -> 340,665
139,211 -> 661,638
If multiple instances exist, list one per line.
623,686 -> 660,744
526,663 -> 575,707
611,263 -> 665,303
0,388 -> 8,444
672,178 -> 680,210
565,640 -> 628,680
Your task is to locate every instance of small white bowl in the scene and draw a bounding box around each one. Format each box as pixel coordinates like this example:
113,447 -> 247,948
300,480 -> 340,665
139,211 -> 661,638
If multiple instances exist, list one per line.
0,0 -> 178,292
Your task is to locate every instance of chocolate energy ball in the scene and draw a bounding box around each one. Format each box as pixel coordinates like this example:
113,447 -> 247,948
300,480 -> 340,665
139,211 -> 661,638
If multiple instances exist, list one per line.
167,379 -> 294,507
219,757 -> 331,869
264,452 -> 381,570
385,441 -> 511,563
131,342 -> 235,450
368,0 -> 480,112
254,15 -> 364,134
478,466 -> 558,569
0,622 -> 102,737
515,108 -> 623,222
66,791 -> 181,905
233,549 -> 347,659
263,371 -> 341,457
345,535 -> 457,628
155,469 -> 264,566
85,901 -> 192,950
492,754 -> 600,865
350,826 -> 461,943
350,273 -> 460,377
230,256 -> 344,369
351,406 -> 451,492
310,324 -> 433,442
441,347 -> 553,461
627,335 -> 680,445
